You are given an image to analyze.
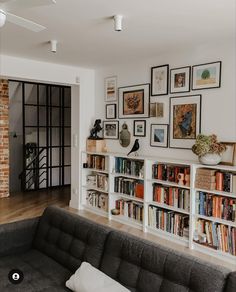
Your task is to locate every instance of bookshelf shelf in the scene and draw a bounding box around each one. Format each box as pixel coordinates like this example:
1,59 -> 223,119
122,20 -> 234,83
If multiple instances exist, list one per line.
111,192 -> 144,203
194,214 -> 236,228
80,151 -> 236,263
148,201 -> 190,215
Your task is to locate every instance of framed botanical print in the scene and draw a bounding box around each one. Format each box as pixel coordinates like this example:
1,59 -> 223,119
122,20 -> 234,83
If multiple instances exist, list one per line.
151,64 -> 169,96
103,121 -> 119,139
106,104 -> 116,119
133,120 -> 146,137
118,84 -> 150,118
169,95 -> 202,149
150,124 -> 169,148
192,61 -> 221,90
170,66 -> 191,93
105,76 -> 117,102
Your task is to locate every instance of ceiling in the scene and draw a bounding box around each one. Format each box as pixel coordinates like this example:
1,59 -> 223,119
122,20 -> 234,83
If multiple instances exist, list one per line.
0,0 -> 235,68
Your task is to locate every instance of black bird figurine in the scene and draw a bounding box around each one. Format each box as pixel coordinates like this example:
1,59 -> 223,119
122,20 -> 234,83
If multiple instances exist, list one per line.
127,139 -> 140,156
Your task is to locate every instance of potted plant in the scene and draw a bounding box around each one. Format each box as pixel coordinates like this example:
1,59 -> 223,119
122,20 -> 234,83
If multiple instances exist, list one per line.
192,134 -> 226,165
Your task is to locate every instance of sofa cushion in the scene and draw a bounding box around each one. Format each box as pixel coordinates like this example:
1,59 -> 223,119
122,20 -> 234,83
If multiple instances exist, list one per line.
0,249 -> 71,292
100,231 -> 230,292
33,206 -> 110,272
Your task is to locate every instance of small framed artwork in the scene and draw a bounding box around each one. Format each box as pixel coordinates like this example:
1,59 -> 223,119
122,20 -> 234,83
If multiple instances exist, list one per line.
150,124 -> 169,148
220,142 -> 236,166
151,64 -> 169,96
133,120 -> 146,137
103,121 -> 119,139
150,102 -> 164,118
118,83 -> 150,119
105,76 -> 117,102
106,104 -> 116,119
192,61 -> 221,90
170,66 -> 191,93
169,95 -> 201,149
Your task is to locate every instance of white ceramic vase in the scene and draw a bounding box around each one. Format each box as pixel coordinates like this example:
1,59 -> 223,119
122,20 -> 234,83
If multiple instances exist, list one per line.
199,153 -> 222,165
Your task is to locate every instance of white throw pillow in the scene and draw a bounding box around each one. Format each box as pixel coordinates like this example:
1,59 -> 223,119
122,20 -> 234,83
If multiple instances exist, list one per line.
66,262 -> 130,292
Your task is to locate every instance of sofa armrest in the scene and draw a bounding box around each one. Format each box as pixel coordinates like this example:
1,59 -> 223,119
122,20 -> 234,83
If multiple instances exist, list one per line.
0,217 -> 40,257
225,272 -> 236,292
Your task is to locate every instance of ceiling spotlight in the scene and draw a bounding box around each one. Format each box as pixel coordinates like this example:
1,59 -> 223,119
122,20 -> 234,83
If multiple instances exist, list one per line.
50,40 -> 57,53
114,15 -> 123,32
0,10 -> 6,28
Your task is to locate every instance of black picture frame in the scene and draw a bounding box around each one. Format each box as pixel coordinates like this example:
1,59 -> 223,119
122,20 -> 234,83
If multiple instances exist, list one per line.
106,104 -> 116,119
133,120 -> 146,137
118,83 -> 150,119
170,66 -> 191,94
151,64 -> 169,96
103,120 -> 119,140
192,61 -> 222,90
150,124 -> 169,148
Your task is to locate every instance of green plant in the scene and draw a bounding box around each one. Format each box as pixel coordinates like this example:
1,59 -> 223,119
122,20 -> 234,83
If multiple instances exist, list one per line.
192,134 -> 226,157
201,69 -> 210,79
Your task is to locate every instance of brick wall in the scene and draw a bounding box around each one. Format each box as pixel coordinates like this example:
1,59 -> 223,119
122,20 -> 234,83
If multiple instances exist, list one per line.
0,79 -> 9,198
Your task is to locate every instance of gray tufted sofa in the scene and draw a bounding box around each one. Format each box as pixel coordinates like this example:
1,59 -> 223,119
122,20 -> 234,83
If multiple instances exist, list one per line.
0,205 -> 235,292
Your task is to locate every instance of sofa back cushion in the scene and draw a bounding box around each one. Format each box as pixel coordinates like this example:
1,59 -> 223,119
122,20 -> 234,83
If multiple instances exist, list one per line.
33,206 -> 110,272
100,231 -> 230,292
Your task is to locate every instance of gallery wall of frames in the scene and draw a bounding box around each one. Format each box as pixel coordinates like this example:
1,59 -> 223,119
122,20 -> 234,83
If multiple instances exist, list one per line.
102,61 -> 222,151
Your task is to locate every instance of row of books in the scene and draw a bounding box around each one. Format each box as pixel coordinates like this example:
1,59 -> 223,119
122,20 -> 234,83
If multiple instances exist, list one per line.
114,177 -> 144,199
148,205 -> 189,238
196,192 -> 236,222
195,219 -> 236,256
152,163 -> 190,186
87,173 -> 108,192
114,157 -> 144,178
115,199 -> 143,222
195,168 -> 236,192
153,184 -> 190,212
87,154 -> 107,171
86,190 -> 108,212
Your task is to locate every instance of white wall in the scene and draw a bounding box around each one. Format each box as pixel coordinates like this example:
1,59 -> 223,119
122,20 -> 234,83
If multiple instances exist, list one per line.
95,40 -> 236,161
0,55 -> 96,209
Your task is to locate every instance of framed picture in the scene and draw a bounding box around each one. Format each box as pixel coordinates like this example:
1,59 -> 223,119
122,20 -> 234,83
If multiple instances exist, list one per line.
169,95 -> 201,149
150,124 -> 169,148
220,142 -> 236,166
105,76 -> 117,102
170,66 -> 191,93
106,104 -> 116,119
118,84 -> 150,118
103,121 -> 119,139
150,102 -> 164,118
151,65 -> 169,96
192,61 -> 221,90
133,120 -> 146,137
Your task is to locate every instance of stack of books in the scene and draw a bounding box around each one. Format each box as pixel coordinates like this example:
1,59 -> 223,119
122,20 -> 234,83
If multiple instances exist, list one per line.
114,177 -> 144,199
153,184 -> 190,211
86,190 -> 108,211
115,157 -> 144,178
195,169 -> 216,190
115,199 -> 143,222
215,171 -> 236,192
87,154 -> 107,171
148,205 -> 189,238
196,191 -> 236,222
195,219 -> 236,256
87,173 -> 108,192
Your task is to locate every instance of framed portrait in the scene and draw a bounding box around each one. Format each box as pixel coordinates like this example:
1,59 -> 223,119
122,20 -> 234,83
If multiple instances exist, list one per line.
133,120 -> 146,137
169,95 -> 201,149
220,142 -> 236,166
105,76 -> 117,102
192,61 -> 221,90
106,104 -> 116,119
150,124 -> 169,148
170,66 -> 191,93
118,84 -> 150,118
103,121 -> 119,139
151,64 -> 169,96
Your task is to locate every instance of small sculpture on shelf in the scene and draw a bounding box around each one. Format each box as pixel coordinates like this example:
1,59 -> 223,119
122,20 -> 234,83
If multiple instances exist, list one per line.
127,139 -> 140,156
88,119 -> 103,140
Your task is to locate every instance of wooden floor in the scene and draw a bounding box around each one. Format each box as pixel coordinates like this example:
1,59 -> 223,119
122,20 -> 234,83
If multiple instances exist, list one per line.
1,188 -> 235,271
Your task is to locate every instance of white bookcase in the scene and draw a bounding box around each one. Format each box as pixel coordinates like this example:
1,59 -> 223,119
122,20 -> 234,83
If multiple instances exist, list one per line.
80,151 -> 236,264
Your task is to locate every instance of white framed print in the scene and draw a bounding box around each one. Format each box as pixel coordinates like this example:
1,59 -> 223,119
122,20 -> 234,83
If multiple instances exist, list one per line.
103,120 -> 119,139
150,124 -> 169,148
151,65 -> 169,96
170,66 -> 191,94
105,76 -> 117,102
106,104 -> 116,119
133,120 -> 146,137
